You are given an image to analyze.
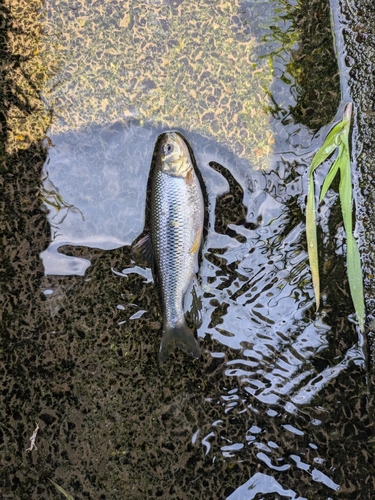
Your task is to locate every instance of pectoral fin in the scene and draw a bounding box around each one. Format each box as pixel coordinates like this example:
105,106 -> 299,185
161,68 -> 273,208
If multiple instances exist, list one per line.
189,228 -> 202,254
131,233 -> 154,267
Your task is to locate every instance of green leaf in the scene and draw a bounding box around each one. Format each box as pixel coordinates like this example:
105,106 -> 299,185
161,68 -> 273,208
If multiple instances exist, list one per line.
306,106 -> 352,310
338,147 -> 352,235
337,121 -> 365,331
318,149 -> 342,203
309,120 -> 346,172
346,234 -> 365,331
48,479 -> 75,500
306,176 -> 320,310
306,102 -> 365,330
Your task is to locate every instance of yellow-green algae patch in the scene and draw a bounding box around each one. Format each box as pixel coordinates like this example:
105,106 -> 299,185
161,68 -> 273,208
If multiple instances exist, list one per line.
3,0 -> 51,154
41,0 -> 278,169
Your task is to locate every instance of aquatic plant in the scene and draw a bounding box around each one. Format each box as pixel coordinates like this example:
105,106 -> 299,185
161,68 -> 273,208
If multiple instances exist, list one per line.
306,102 -> 365,331
40,173 -> 85,225
48,479 -> 75,499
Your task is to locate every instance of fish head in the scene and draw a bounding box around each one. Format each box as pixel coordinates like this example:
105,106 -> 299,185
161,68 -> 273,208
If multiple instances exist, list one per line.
158,132 -> 192,177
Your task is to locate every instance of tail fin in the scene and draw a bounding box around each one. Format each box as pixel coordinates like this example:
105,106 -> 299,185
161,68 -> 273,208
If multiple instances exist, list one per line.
159,321 -> 201,364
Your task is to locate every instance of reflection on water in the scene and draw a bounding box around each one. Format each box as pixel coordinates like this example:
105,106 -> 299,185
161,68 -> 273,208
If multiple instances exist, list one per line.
2,0 -> 372,498
40,123 -> 157,275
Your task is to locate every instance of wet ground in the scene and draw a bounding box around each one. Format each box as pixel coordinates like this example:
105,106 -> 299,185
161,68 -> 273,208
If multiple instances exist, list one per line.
1,0 -> 375,498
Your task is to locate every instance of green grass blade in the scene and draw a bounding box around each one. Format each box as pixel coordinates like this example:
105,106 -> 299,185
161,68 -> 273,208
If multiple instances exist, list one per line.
306,122 -> 343,310
307,101 -> 364,329
338,132 -> 365,331
338,145 -> 352,229
319,150 -> 342,203
306,109 -> 350,310
346,234 -> 365,331
309,120 -> 346,172
309,104 -> 352,173
306,170 -> 320,310
48,479 -> 75,500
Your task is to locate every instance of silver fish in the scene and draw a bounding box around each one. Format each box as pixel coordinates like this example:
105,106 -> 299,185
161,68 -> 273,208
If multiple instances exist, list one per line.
135,132 -> 204,363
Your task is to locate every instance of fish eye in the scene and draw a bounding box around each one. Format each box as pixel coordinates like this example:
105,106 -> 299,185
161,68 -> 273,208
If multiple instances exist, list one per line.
162,143 -> 174,155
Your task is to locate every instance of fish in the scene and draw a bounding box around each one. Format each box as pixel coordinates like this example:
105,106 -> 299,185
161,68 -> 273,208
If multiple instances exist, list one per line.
134,131 -> 204,363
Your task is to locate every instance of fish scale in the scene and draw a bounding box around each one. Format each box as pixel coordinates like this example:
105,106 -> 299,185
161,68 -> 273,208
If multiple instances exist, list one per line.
152,169 -> 198,325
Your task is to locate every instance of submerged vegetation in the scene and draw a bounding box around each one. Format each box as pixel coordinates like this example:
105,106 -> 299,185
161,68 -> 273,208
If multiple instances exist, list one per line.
41,0 -> 276,168
49,479 -> 75,500
306,103 -> 365,330
40,172 -> 85,225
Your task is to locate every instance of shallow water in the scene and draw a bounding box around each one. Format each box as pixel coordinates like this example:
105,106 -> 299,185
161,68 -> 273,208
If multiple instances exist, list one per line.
1,0 -> 374,498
